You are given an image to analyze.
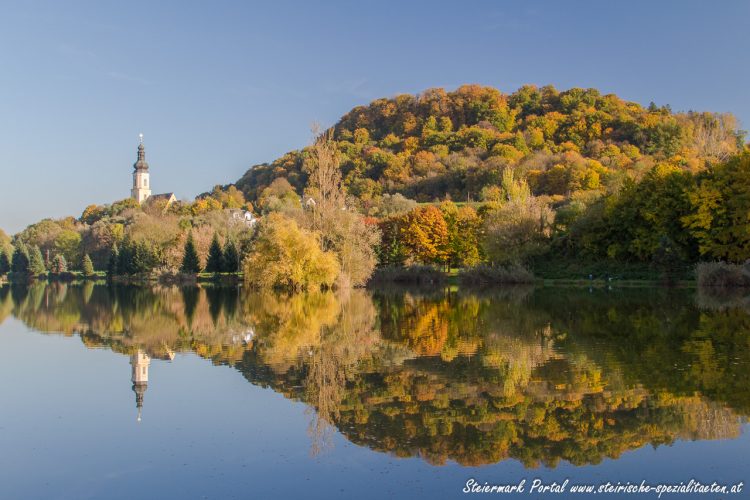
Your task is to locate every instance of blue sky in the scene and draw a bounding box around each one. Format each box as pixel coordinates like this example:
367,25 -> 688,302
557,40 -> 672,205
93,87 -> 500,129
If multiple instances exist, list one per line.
1,0 -> 748,234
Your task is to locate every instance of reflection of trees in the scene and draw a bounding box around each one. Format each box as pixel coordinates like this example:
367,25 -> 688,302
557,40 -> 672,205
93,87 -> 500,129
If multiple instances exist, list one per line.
3,283 -> 749,468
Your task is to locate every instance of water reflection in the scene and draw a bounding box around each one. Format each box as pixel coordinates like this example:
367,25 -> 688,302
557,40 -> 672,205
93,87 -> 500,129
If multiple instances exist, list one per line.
1,283 -> 748,468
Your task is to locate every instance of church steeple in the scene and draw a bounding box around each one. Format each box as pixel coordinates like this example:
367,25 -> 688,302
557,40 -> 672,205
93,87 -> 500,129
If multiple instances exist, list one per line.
131,134 -> 152,203
133,134 -> 149,171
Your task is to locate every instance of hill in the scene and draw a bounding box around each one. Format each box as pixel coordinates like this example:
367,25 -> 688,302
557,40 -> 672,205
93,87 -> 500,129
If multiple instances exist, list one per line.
235,84 -> 744,210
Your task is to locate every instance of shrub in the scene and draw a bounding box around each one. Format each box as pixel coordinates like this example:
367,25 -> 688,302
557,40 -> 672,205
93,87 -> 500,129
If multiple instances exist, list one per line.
458,264 -> 535,286
368,265 -> 446,285
696,262 -> 750,288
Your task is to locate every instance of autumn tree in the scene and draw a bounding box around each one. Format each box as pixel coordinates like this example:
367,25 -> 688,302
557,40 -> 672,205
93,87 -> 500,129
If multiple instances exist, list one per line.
258,177 -> 301,214
483,170 -> 554,264
683,153 -> 750,262
441,201 -> 482,267
50,254 -> 68,274
304,128 -> 380,286
244,213 -> 339,290
399,205 -> 449,265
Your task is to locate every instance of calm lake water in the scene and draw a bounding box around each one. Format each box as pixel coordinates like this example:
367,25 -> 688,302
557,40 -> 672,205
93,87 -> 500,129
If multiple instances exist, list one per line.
0,283 -> 748,499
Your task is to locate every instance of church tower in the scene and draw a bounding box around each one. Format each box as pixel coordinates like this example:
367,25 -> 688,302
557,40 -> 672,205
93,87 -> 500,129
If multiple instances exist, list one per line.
131,134 -> 152,203
130,350 -> 151,422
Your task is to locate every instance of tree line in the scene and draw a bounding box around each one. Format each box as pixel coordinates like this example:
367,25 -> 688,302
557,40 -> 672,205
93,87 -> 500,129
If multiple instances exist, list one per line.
2,84 -> 749,288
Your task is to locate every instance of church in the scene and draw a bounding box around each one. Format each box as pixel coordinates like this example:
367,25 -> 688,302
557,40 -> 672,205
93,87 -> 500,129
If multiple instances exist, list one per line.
131,134 -> 176,205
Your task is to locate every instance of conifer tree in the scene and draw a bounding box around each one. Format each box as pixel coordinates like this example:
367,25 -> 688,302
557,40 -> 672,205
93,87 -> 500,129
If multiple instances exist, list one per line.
11,242 -> 29,274
81,254 -> 95,276
205,233 -> 224,273
28,245 -> 46,276
222,239 -> 240,273
117,238 -> 135,275
50,254 -> 68,274
181,232 -> 202,273
107,243 -> 119,277
131,241 -> 157,274
0,248 -> 10,275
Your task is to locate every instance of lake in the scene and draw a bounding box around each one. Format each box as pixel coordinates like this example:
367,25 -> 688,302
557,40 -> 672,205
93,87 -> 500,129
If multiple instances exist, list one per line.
0,283 -> 747,499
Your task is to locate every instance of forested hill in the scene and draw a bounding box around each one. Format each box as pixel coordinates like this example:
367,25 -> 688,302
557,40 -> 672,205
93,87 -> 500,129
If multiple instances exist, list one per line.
235,84 -> 745,205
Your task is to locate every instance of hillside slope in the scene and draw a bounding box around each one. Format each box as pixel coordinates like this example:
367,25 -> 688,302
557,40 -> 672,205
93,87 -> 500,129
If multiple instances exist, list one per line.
235,84 -> 744,209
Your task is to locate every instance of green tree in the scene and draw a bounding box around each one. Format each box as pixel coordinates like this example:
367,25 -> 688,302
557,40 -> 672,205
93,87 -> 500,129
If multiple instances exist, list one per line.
441,202 -> 482,268
107,243 -> 119,277
131,241 -> 158,274
683,153 -> 750,262
181,232 -> 202,273
117,238 -> 135,275
81,253 -> 95,276
53,230 -> 82,269
28,245 -> 47,276
11,242 -> 30,274
205,233 -> 224,273
222,239 -> 240,273
0,248 -> 10,275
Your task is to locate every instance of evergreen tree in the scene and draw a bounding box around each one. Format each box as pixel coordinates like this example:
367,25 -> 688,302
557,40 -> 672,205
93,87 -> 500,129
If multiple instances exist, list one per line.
132,241 -> 158,274
50,254 -> 68,274
181,232 -> 202,273
107,243 -> 119,277
222,239 -> 240,273
11,242 -> 29,274
118,237 -> 136,275
28,245 -> 46,276
81,253 -> 95,276
0,248 -> 10,275
205,233 -> 224,273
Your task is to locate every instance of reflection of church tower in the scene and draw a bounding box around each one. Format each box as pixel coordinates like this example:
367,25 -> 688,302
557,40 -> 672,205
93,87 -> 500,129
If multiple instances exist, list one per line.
130,350 -> 150,422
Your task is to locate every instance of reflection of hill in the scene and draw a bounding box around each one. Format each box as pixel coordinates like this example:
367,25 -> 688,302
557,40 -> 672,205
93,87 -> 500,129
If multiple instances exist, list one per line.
3,283 -> 748,468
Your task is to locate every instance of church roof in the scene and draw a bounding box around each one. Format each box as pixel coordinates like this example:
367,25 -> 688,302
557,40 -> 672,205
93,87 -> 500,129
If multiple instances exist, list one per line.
150,192 -> 175,201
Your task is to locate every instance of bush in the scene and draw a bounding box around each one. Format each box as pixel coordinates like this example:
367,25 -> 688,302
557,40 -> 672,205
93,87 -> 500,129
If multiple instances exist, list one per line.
696,262 -> 750,288
458,264 -> 535,286
368,265 -> 446,285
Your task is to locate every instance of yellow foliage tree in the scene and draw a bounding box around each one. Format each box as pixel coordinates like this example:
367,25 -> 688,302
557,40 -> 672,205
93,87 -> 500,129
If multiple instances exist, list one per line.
244,213 -> 339,290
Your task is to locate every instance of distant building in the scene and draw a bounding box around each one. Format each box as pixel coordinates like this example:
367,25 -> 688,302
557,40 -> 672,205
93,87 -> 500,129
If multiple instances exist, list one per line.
229,208 -> 257,227
130,134 -> 175,206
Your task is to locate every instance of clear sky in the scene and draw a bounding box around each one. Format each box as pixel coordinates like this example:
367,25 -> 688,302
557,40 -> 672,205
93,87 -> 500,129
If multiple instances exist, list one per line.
1,0 -> 748,234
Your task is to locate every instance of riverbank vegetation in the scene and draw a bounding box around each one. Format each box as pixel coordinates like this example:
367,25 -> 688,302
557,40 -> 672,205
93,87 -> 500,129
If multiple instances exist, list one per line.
1,84 -> 749,288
